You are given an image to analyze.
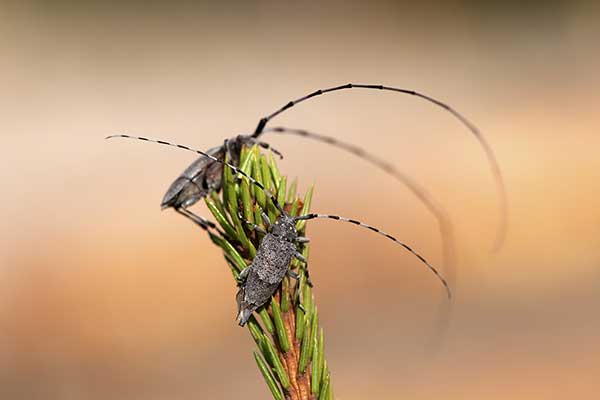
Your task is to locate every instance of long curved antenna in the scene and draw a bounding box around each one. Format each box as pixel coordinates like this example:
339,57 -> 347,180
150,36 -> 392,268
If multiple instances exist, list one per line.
264,125 -> 458,284
105,134 -> 285,214
294,213 -> 451,299
175,207 -> 228,237
107,134 -> 451,298
252,83 -> 508,252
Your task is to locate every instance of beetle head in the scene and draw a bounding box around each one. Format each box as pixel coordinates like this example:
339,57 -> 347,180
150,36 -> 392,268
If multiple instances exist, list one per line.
271,216 -> 297,242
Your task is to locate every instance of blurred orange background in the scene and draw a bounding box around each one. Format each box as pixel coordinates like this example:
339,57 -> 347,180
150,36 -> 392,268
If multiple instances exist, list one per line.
1,1 -> 599,399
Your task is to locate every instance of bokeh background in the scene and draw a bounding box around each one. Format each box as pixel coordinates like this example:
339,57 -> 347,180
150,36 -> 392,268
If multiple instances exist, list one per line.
1,1 -> 599,399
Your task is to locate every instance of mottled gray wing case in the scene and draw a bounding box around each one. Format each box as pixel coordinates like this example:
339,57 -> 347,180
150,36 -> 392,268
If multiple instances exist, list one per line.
254,235 -> 295,284
160,145 -> 226,209
243,271 -> 279,309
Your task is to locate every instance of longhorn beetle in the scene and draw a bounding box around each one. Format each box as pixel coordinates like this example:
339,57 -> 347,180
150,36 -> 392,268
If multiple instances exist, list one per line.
154,83 -> 507,253
159,137 -> 282,230
106,135 -> 452,326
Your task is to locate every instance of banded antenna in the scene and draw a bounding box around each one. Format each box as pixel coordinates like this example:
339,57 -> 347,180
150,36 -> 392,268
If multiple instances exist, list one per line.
252,83 -> 508,252
107,134 -> 452,298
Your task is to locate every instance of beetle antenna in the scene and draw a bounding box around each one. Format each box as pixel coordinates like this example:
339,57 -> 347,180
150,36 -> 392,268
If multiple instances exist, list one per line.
106,134 -> 285,214
294,212 -> 452,299
253,83 -> 508,252
266,125 -> 458,283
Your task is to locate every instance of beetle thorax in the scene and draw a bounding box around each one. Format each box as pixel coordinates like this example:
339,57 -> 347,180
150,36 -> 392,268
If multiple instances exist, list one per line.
271,216 -> 297,242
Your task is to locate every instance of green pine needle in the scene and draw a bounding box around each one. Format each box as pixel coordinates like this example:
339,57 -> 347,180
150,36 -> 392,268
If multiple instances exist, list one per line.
258,308 -> 275,336
254,352 -> 284,400
205,198 -> 238,240
205,145 -> 332,398
296,185 -> 314,231
298,316 -> 311,374
262,336 -> 291,389
271,297 -> 291,353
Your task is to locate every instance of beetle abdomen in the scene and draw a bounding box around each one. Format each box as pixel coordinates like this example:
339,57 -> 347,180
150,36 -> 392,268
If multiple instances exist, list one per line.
237,233 -> 296,326
161,145 -> 226,209
253,235 -> 295,284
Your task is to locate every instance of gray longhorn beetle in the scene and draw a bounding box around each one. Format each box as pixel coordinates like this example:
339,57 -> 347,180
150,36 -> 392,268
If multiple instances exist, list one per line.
146,83 -> 507,254
105,135 -> 452,327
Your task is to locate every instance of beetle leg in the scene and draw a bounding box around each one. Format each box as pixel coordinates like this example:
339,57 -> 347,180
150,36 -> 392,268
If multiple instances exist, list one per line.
261,211 -> 272,229
288,268 -> 312,289
235,287 -> 245,317
237,213 -> 267,235
236,264 -> 251,286
249,223 -> 267,235
287,270 -> 300,280
293,252 -> 313,287
176,208 -> 228,238
304,268 -> 313,288
293,252 -> 307,263
175,208 -> 214,230
296,236 -> 310,243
